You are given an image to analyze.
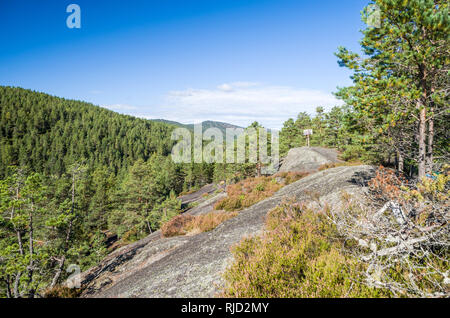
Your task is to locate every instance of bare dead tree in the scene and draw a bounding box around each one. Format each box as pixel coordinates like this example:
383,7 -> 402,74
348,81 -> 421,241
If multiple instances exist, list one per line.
327,168 -> 449,297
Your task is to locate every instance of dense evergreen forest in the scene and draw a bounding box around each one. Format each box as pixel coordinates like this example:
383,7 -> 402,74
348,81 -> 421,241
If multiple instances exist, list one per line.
0,86 -> 177,177
0,86 -> 267,297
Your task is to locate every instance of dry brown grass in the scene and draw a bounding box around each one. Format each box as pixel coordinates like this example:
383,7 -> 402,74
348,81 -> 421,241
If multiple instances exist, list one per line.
43,285 -> 81,298
274,171 -> 309,185
161,214 -> 196,237
214,176 -> 282,211
214,172 -> 309,211
186,211 -> 238,235
318,161 -> 363,171
161,212 -> 237,237
178,187 -> 200,196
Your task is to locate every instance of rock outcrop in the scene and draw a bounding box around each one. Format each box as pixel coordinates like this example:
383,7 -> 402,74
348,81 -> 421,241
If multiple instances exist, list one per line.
79,165 -> 375,298
279,147 -> 342,173
178,183 -> 225,210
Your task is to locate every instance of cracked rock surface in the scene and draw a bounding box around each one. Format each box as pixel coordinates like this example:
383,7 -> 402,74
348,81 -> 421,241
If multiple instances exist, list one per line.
279,147 -> 342,173
79,165 -> 375,298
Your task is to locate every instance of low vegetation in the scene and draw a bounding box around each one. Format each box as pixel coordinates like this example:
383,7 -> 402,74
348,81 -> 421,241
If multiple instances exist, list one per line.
214,172 -> 308,212
337,166 -> 449,297
222,200 -> 388,298
318,161 -> 363,171
274,171 -> 310,185
214,176 -> 282,211
222,166 -> 449,298
43,286 -> 82,298
161,211 -> 238,238
162,172 -> 308,238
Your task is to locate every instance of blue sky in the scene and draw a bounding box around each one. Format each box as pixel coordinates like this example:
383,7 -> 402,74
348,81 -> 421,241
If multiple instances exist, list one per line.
0,0 -> 368,129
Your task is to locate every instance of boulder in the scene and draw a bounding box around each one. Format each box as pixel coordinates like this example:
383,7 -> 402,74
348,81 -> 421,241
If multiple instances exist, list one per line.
279,147 -> 342,173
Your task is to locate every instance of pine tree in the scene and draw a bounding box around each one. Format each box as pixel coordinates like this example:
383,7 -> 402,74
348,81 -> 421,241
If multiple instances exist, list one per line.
336,0 -> 449,177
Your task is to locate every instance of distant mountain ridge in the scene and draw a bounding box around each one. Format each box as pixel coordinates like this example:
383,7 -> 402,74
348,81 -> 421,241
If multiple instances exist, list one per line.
151,119 -> 242,135
0,86 -> 177,176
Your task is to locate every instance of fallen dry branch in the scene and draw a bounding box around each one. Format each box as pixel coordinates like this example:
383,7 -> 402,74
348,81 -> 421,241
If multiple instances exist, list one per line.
327,167 -> 449,297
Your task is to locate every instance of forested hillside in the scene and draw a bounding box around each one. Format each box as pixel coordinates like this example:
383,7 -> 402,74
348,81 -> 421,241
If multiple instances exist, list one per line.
0,87 -> 201,297
185,121 -> 243,135
0,87 -> 268,297
0,86 -> 176,177
152,119 -> 242,135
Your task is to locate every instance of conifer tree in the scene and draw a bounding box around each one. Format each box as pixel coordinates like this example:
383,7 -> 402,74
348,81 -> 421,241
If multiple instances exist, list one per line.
336,0 -> 449,177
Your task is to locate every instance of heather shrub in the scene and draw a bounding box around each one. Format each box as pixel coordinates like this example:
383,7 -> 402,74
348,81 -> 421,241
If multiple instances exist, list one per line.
350,166 -> 449,297
215,176 -> 282,211
216,196 -> 243,211
222,200 -> 388,298
43,285 -> 81,298
367,166 -> 406,201
161,214 -> 195,237
185,211 -> 238,235
161,212 -> 237,237
274,171 -> 309,185
215,173 -> 308,212
318,161 -> 363,172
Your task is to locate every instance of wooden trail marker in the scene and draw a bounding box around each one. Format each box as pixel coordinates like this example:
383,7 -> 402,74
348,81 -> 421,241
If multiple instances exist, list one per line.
303,129 -> 313,147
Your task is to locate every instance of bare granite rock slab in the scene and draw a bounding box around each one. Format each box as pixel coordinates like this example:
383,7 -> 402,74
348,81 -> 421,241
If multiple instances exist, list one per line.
82,165 -> 375,298
178,183 -> 225,209
77,189 -> 227,295
279,147 -> 342,173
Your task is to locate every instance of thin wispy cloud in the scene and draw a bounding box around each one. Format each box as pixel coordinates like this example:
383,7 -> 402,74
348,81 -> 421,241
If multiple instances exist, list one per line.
103,104 -> 139,112
157,82 -> 342,129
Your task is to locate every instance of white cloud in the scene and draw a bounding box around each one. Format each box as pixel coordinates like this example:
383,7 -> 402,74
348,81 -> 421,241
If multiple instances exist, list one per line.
103,104 -> 138,111
156,82 -> 342,129
217,83 -> 233,92
217,82 -> 259,92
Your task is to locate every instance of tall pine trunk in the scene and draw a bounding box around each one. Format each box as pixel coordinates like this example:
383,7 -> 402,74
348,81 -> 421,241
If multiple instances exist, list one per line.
426,108 -> 434,174
418,106 -> 427,179
397,150 -> 404,173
